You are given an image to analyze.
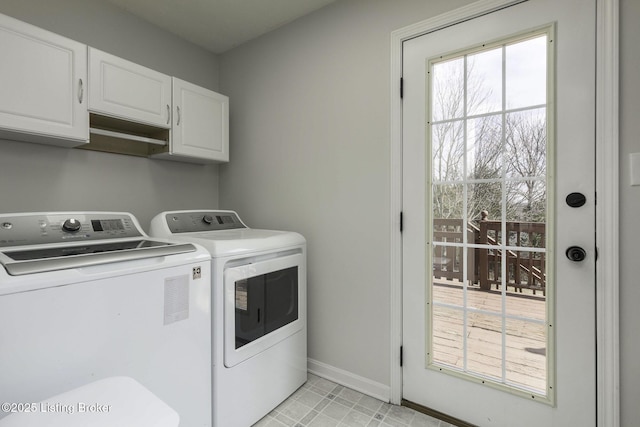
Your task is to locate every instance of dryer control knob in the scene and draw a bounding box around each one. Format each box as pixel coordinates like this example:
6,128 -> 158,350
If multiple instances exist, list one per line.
62,218 -> 82,232
202,215 -> 214,225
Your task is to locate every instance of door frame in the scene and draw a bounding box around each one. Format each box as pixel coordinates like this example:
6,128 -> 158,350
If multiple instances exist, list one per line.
388,1 -> 620,426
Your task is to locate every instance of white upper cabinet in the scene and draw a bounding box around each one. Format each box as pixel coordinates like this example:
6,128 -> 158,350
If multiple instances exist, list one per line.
0,13 -> 229,163
88,47 -> 172,128
0,13 -> 88,146
161,78 -> 229,163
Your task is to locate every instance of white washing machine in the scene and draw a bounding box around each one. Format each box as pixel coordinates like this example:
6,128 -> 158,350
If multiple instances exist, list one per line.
149,210 -> 307,427
0,212 -> 212,427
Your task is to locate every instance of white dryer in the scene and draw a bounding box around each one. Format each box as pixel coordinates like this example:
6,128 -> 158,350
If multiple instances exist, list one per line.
0,212 -> 212,427
149,210 -> 307,427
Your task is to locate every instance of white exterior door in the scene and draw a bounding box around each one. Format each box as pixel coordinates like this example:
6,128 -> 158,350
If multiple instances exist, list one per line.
401,0 -> 596,425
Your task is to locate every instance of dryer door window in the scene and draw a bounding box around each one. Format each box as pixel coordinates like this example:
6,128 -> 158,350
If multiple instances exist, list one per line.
235,266 -> 299,349
224,253 -> 305,368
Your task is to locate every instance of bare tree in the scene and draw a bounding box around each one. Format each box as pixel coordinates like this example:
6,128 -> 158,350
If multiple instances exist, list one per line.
505,109 -> 546,222
430,55 -> 547,225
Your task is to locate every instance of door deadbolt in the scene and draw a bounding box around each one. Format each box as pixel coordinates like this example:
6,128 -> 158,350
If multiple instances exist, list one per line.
566,246 -> 587,262
566,192 -> 586,208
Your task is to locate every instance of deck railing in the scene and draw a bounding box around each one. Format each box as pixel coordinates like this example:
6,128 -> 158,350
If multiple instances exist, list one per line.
432,218 -> 546,295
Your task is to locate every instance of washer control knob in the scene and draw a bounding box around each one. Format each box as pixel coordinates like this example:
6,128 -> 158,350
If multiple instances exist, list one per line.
62,218 -> 82,232
202,215 -> 214,225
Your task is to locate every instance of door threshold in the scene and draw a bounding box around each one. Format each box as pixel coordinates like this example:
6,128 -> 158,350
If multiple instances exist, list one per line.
401,399 -> 478,427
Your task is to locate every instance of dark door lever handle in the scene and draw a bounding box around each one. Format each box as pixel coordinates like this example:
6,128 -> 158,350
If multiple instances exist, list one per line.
566,246 -> 587,262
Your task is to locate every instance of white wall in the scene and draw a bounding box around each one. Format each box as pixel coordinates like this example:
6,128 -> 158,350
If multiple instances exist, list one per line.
218,0 -> 474,392
0,0 -> 220,226
619,0 -> 640,425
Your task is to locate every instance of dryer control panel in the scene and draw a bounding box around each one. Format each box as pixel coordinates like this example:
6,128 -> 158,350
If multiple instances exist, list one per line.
164,211 -> 247,233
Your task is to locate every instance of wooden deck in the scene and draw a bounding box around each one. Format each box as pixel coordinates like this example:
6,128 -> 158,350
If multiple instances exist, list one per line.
433,218 -> 547,294
431,279 -> 547,393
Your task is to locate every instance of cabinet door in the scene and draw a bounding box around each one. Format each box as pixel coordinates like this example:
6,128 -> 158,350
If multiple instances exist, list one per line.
172,78 -> 229,162
89,47 -> 171,128
0,13 -> 87,146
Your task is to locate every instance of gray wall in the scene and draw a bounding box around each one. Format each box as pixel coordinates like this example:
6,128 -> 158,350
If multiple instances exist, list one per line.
0,0 -> 220,227
218,0 -> 474,389
219,0 -> 640,421
619,0 -> 640,425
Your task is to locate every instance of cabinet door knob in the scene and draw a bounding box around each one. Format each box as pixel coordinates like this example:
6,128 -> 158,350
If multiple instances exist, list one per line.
166,104 -> 170,125
176,106 -> 181,126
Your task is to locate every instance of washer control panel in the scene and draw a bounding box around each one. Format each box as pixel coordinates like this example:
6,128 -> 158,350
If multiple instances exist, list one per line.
0,213 -> 142,247
165,211 -> 246,233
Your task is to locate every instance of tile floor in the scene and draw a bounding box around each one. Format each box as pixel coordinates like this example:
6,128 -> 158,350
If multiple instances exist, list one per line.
252,374 -> 455,427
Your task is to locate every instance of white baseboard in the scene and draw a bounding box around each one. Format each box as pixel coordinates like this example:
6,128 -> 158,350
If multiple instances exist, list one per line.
307,358 -> 391,403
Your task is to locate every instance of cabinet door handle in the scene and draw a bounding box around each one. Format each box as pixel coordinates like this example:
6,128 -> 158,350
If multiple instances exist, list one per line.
166,104 -> 170,125
176,106 -> 181,126
78,79 -> 84,104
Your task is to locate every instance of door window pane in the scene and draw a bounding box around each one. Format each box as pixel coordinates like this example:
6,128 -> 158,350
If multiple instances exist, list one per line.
432,121 -> 465,182
506,36 -> 547,109
432,58 -> 464,121
506,179 -> 546,225
467,182 -> 503,226
505,319 -> 547,393
505,108 -> 547,179
432,184 -> 464,220
467,115 -> 503,180
467,47 -> 503,116
431,306 -> 464,368
466,312 -> 503,380
428,31 -> 552,398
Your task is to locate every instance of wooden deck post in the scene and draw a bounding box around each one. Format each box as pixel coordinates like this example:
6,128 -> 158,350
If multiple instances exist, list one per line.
479,218 -> 490,290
